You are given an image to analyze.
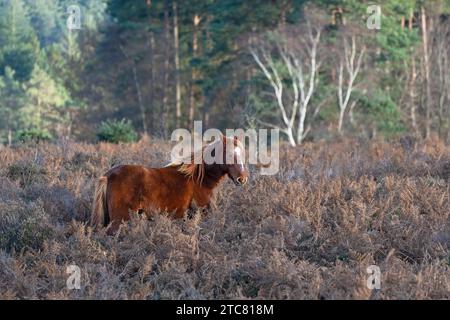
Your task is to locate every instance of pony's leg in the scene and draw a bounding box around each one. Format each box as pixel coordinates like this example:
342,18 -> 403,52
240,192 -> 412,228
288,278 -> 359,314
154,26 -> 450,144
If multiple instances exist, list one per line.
200,203 -> 212,217
186,203 -> 198,219
106,219 -> 122,235
106,204 -> 135,235
193,193 -> 214,218
172,205 -> 189,219
186,200 -> 210,219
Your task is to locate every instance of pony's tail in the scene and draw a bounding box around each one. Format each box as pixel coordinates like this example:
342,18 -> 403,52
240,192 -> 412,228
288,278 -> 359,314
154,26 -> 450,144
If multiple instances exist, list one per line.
90,176 -> 108,228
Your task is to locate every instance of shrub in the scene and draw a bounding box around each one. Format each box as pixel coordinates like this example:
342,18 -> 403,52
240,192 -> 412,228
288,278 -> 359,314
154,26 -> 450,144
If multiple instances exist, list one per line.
16,128 -> 52,143
0,200 -> 53,253
0,139 -> 449,299
7,161 -> 48,188
96,119 -> 138,144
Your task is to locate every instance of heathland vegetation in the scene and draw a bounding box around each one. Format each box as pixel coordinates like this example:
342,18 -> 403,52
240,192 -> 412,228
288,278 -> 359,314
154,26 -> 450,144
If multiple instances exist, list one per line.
0,137 -> 448,299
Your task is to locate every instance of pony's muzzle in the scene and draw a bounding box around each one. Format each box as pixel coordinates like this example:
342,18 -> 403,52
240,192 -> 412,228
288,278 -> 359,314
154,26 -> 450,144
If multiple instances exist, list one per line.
236,176 -> 248,186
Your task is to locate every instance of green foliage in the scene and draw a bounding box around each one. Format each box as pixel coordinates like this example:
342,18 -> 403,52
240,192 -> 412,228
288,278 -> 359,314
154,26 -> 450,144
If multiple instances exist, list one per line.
375,0 -> 419,66
0,0 -> 40,82
16,128 -> 52,143
359,90 -> 406,137
0,67 -> 25,134
373,0 -> 420,110
96,119 -> 138,143
25,0 -> 60,46
0,0 -> 105,142
20,66 -> 70,135
2,44 -> 39,82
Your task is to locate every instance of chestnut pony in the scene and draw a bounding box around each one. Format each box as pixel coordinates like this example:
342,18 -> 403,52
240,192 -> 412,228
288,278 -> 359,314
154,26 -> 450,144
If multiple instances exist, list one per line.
90,135 -> 248,233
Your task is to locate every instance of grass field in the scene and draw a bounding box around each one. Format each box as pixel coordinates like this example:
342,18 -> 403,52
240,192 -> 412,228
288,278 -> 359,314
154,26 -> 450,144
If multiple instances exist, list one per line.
0,137 -> 449,299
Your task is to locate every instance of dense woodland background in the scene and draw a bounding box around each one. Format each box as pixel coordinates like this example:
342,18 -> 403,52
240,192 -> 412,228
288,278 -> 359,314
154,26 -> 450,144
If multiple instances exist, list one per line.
0,0 -> 449,144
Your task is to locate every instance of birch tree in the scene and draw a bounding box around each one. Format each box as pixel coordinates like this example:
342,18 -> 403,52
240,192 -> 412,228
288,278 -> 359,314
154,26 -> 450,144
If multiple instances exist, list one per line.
250,20 -> 322,146
336,35 -> 365,133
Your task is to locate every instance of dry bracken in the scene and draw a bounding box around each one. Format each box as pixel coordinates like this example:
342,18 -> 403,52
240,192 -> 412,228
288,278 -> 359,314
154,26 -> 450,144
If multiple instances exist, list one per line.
0,137 -> 448,299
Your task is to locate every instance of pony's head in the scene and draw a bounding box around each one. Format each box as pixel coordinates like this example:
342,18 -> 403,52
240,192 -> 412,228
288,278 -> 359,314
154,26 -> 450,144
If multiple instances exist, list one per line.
170,134 -> 249,187
202,135 -> 248,186
218,135 -> 249,186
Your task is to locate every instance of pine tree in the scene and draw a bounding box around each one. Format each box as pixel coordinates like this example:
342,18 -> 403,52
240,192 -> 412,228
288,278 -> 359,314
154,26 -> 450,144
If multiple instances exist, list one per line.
20,66 -> 69,138
0,0 -> 40,82
0,67 -> 25,144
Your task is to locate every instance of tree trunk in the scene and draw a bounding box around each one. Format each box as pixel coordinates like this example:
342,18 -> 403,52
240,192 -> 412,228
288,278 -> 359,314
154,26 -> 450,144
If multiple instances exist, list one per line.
148,32 -> 155,134
8,128 -> 12,147
146,0 -> 155,134
173,0 -> 182,128
338,109 -> 345,133
279,1 -> 287,32
188,14 -> 200,128
120,45 -> 147,135
203,110 -> 210,127
421,6 -> 431,139
436,21 -> 449,141
162,0 -> 170,137
297,105 -> 307,144
408,9 -> 418,136
201,15 -> 213,126
286,128 -> 296,147
409,58 -> 418,134
349,100 -> 357,125
133,64 -> 147,135
67,110 -> 72,138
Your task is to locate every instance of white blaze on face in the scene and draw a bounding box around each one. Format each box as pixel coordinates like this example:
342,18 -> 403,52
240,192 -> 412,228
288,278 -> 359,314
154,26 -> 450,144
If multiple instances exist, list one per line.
234,146 -> 245,171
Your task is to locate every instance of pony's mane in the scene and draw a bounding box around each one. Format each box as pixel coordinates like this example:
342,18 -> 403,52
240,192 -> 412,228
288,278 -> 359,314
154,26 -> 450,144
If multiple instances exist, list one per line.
176,148 -> 206,184
166,141 -> 212,184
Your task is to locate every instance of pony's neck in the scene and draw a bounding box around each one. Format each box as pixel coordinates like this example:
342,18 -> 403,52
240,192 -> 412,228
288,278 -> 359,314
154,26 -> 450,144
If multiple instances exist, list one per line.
201,164 -> 226,189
